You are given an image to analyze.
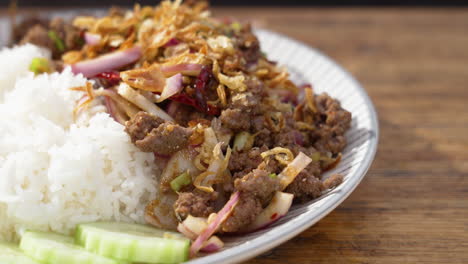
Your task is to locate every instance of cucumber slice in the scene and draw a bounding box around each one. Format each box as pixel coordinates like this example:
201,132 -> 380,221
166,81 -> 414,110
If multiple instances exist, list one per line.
76,222 -> 190,263
0,242 -> 40,264
19,231 -> 126,264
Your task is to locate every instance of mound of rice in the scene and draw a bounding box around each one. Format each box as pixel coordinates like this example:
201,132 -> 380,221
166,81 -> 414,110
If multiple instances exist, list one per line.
0,45 -> 159,241
0,44 -> 50,102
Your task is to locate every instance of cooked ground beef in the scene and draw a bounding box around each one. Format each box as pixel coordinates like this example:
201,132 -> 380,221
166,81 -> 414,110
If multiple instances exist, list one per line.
49,18 -> 82,52
125,112 -> 164,143
237,24 -> 262,65
234,168 -> 280,204
310,93 -> 352,154
285,172 -> 325,202
18,17 -> 82,59
125,111 -> 192,155
20,24 -> 54,52
323,174 -> 344,189
228,147 -> 265,179
221,192 -> 262,233
174,191 -> 218,219
171,103 -> 210,126
13,17 -> 49,44
220,108 -> 250,132
135,122 -> 193,155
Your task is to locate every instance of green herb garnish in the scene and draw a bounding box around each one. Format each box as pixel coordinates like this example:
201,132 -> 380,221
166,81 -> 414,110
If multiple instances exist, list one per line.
29,57 -> 50,75
170,172 -> 192,192
48,30 -> 66,52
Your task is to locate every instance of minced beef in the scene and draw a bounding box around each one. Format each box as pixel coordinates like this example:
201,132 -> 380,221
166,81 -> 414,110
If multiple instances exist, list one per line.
222,193 -> 262,233
228,147 -> 265,179
49,18 -> 82,53
13,17 -> 49,44
171,103 -> 210,126
309,93 -> 352,154
174,191 -> 218,219
220,108 -> 250,132
323,174 -> 344,189
285,172 -> 325,202
20,24 -> 54,52
135,122 -> 192,155
19,18 -> 82,59
234,168 -> 280,204
125,111 -> 192,155
125,112 -> 164,142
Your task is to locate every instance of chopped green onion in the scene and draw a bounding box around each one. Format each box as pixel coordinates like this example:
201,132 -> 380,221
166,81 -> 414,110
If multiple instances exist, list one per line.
48,30 -> 66,52
268,173 -> 277,179
233,131 -> 255,151
170,172 -> 191,192
29,57 -> 50,75
311,152 -> 321,162
231,22 -> 242,32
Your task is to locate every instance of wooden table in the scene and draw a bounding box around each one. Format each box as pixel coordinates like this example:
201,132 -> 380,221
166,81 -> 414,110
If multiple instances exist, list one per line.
2,6 -> 467,263
214,7 -> 468,263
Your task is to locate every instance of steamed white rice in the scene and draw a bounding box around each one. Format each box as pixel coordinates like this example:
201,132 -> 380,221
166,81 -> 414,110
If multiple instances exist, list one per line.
0,44 -> 50,102
0,45 -> 159,241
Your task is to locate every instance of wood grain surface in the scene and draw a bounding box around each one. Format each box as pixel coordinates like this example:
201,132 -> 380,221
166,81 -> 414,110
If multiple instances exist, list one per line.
213,7 -> 468,264
2,6 -> 467,264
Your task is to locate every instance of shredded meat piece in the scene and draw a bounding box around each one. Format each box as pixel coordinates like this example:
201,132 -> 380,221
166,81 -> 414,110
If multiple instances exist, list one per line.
19,18 -> 82,59
13,17 -> 49,44
125,111 -> 164,143
234,168 -> 280,204
49,18 -> 82,53
285,171 -> 325,202
223,165 -> 280,232
171,104 -> 210,126
174,190 -> 218,219
237,24 -> 262,65
20,24 -> 54,52
228,147 -> 265,179
135,122 -> 193,155
125,111 -> 193,155
222,193 -> 262,232
297,93 -> 351,154
323,174 -> 344,189
220,108 -> 250,132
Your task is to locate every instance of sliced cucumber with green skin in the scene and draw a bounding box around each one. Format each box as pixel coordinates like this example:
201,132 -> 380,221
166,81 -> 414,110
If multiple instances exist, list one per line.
20,231 -> 126,264
0,241 -> 40,264
76,222 -> 190,264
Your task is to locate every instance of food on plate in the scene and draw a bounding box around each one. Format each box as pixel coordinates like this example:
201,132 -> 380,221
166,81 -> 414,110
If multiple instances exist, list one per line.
0,0 -> 351,261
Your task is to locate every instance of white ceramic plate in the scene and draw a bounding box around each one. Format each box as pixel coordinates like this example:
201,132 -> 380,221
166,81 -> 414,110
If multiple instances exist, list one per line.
0,15 -> 379,264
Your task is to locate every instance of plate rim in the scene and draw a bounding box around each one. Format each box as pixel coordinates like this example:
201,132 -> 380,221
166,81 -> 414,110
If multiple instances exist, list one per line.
186,28 -> 380,264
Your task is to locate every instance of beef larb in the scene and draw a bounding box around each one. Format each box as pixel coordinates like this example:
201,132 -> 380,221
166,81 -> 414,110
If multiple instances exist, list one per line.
15,0 -> 352,254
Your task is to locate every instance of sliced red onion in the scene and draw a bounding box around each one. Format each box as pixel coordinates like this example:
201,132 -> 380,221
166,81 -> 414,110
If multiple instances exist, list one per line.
161,64 -> 203,77
190,191 -> 240,257
201,236 -> 224,253
163,38 -> 181,47
70,46 -> 141,77
156,73 -> 183,102
165,101 -> 180,118
103,96 -> 125,125
278,152 -> 312,190
293,130 -> 304,146
245,191 -> 294,232
84,32 -> 101,46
